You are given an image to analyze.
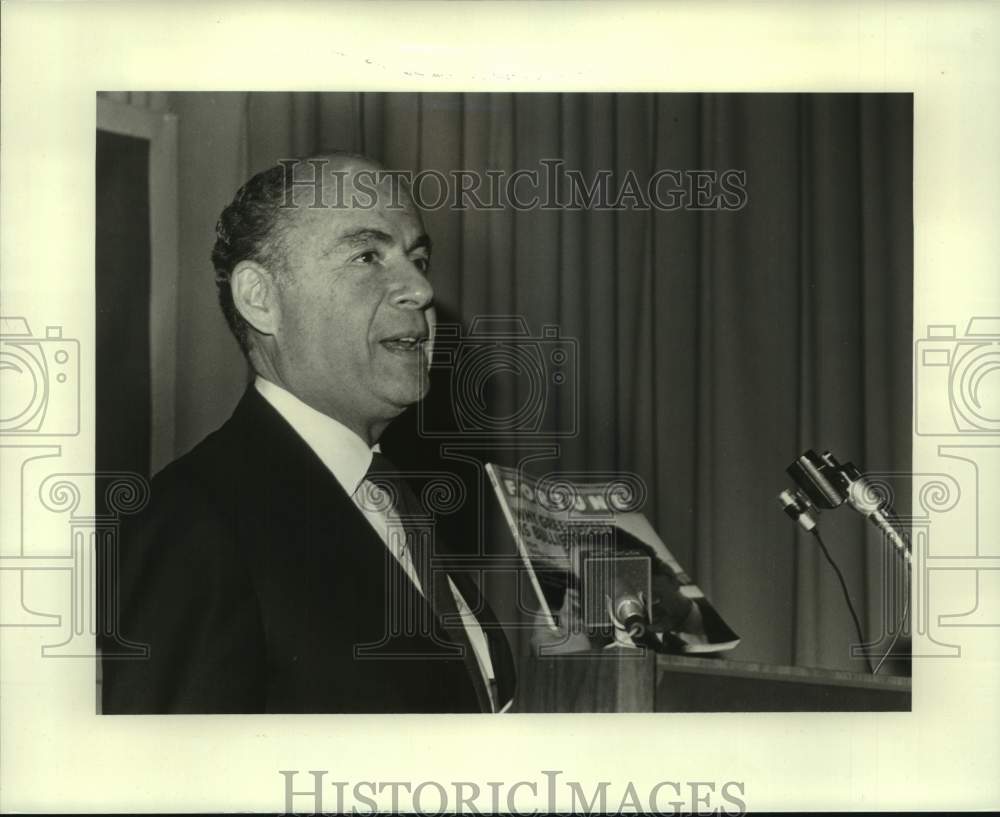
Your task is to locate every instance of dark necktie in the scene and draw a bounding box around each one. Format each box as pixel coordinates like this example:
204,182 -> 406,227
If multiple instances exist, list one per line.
364,452 -> 494,711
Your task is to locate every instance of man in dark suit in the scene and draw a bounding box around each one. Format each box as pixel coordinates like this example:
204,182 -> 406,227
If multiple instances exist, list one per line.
101,153 -> 515,713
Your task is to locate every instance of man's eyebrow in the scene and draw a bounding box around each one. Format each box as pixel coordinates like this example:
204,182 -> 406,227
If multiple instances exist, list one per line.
325,229 -> 432,256
333,228 -> 394,250
407,233 -> 432,255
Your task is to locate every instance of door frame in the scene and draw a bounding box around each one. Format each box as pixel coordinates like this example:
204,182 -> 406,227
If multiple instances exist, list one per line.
97,97 -> 179,475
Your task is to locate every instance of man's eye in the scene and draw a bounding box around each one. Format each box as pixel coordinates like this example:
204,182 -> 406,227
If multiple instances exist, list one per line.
412,257 -> 430,274
355,250 -> 378,265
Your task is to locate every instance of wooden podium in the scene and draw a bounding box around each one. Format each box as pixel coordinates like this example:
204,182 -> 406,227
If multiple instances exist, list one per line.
515,647 -> 911,712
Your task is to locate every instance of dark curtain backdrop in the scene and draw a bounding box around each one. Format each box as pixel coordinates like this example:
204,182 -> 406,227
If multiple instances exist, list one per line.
207,92 -> 911,672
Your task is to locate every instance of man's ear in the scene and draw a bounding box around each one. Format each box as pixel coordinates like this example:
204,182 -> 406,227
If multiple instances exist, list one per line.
231,260 -> 281,337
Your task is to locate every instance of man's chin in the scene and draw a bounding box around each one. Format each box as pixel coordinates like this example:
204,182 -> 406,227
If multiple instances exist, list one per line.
379,376 -> 430,412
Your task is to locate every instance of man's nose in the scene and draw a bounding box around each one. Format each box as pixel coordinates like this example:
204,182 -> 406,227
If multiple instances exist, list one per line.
388,259 -> 434,310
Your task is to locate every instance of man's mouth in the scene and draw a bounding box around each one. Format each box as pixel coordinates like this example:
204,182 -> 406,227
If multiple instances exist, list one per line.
379,334 -> 428,355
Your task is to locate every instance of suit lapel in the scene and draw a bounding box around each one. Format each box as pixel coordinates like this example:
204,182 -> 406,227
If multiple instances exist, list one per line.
446,570 -> 518,711
225,387 -> 486,709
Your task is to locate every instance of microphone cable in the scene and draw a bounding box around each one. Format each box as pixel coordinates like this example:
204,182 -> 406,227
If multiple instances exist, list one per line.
872,591 -> 909,676
809,528 -> 874,675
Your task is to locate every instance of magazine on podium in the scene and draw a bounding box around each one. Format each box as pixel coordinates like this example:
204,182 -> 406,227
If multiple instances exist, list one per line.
486,463 -> 740,654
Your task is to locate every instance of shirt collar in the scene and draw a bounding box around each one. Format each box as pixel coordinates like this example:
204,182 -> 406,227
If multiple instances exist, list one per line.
254,376 -> 377,496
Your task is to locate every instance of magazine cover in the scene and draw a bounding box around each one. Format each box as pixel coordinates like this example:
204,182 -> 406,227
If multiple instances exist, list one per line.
486,464 -> 740,653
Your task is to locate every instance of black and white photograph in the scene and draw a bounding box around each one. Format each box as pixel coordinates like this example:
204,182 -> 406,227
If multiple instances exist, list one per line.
95,91 -> 913,715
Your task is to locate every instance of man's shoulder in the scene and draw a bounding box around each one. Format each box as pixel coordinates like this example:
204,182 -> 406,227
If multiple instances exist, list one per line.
153,416 -> 237,496
144,385 -> 302,518
146,395 -> 256,517
112,404 -> 252,605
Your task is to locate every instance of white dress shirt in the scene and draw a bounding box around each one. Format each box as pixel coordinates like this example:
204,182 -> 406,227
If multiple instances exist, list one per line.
254,377 -> 509,712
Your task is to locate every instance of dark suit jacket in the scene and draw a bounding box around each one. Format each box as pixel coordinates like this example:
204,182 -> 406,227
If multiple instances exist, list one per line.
101,387 -> 516,714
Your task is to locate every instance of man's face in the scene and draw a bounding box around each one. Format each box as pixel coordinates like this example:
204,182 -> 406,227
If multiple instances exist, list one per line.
270,161 -> 435,439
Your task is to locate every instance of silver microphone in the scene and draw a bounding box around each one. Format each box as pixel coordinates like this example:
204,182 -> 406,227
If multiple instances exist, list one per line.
840,464 -> 912,565
778,449 -> 911,564
777,488 -> 818,531
612,593 -> 649,640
